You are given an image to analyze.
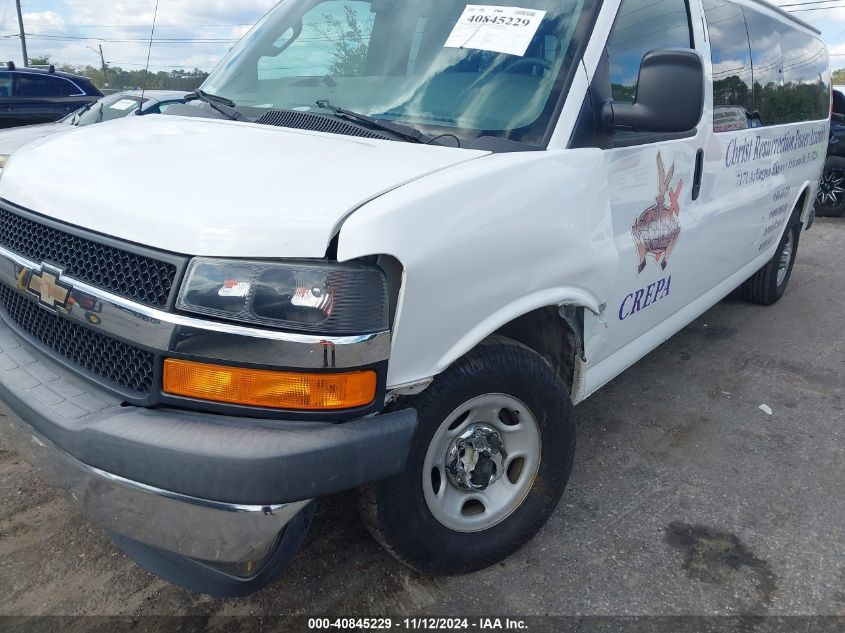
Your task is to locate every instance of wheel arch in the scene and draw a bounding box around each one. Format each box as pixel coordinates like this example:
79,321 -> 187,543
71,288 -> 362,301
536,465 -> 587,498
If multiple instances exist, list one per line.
793,180 -> 814,227
386,291 -> 597,402
491,304 -> 586,402
418,289 -> 597,404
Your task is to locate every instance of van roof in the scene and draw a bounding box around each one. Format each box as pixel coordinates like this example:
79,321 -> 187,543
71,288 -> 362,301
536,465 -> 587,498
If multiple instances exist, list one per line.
744,0 -> 821,35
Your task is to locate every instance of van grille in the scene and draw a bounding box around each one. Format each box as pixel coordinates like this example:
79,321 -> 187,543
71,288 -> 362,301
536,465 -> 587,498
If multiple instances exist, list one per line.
0,284 -> 155,395
0,206 -> 178,309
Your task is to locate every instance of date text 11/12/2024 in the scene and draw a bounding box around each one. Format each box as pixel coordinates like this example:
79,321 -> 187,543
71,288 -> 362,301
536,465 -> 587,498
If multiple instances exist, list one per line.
307,617 -> 529,630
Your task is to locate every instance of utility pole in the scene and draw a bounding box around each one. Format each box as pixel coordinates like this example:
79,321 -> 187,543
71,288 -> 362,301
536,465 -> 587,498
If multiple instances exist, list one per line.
98,45 -> 107,86
15,0 -> 27,67
88,45 -> 108,87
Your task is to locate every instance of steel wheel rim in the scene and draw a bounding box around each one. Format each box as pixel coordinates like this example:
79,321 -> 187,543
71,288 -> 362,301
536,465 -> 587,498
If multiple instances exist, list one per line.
777,229 -> 794,287
816,168 -> 845,208
422,393 -> 541,533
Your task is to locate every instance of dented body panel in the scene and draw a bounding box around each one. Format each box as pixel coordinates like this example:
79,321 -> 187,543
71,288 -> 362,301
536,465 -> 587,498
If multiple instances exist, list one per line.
338,148 -> 617,391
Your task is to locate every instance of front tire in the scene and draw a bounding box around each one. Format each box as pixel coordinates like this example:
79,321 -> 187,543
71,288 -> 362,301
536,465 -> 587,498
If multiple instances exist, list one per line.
359,337 -> 575,575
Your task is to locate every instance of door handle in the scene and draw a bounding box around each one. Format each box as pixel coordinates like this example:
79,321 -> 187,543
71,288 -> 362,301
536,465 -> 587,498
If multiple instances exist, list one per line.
692,148 -> 704,201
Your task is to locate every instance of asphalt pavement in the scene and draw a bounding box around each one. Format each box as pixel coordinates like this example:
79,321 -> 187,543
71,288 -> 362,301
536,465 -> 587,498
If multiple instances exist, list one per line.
0,219 -> 843,623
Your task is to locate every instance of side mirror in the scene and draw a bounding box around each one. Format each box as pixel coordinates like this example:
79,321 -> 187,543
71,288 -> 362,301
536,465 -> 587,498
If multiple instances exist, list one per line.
603,48 -> 704,134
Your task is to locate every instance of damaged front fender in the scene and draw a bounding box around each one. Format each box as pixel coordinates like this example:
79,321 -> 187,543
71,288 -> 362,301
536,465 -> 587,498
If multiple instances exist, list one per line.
337,149 -> 617,389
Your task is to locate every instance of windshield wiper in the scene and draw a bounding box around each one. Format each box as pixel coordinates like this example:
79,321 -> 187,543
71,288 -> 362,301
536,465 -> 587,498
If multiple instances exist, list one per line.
185,89 -> 241,121
315,99 -> 432,145
71,100 -> 97,125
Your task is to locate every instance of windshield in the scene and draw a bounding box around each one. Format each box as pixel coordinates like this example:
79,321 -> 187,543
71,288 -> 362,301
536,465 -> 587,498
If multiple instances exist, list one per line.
202,0 -> 595,145
69,94 -> 145,126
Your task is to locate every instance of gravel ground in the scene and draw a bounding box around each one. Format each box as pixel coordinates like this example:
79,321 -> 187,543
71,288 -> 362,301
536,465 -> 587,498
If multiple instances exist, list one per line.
0,219 -> 843,620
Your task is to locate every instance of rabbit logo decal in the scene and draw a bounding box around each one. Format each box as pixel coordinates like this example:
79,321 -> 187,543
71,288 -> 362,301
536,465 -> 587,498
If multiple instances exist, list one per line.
632,153 -> 684,273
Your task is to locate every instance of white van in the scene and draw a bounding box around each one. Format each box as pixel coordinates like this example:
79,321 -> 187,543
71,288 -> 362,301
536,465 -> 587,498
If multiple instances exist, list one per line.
0,0 -> 830,596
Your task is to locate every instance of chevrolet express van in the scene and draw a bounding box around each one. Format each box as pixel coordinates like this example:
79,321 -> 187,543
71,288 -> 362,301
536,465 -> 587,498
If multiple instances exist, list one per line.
0,0 -> 830,596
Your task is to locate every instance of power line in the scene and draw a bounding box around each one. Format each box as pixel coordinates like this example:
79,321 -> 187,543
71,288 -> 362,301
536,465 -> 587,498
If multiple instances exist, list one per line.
15,32 -> 239,43
778,0 -> 843,5
21,0 -> 157,5
109,61 -> 213,69
23,23 -> 254,29
0,32 -> 340,44
787,4 -> 845,10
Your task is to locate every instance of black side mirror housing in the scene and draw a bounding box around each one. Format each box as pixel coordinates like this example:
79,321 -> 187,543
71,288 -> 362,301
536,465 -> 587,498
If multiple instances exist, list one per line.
603,48 -> 704,134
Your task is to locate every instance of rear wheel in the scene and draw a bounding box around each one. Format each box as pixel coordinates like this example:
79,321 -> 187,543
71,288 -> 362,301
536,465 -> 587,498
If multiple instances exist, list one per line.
741,216 -> 800,306
816,156 -> 845,218
359,337 -> 575,574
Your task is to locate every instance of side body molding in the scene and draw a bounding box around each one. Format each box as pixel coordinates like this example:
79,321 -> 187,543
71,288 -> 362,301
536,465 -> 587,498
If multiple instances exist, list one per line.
338,149 -> 618,389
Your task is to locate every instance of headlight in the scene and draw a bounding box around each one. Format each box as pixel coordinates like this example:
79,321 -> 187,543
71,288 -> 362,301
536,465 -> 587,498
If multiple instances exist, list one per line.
176,258 -> 389,334
0,154 -> 10,169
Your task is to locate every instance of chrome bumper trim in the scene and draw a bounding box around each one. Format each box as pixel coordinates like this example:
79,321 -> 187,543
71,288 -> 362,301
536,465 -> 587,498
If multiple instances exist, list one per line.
0,403 -> 311,564
0,244 -> 390,368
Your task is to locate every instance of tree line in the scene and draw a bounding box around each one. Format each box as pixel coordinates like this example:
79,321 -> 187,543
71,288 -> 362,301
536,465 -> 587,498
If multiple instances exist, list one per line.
28,55 -> 210,92
713,73 -> 831,124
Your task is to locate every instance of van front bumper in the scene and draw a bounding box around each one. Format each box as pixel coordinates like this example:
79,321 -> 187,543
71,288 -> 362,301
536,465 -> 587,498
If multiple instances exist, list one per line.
0,321 -> 416,595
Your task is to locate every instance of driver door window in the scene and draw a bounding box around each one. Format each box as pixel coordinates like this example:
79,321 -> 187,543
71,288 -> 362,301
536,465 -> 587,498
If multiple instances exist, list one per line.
606,0 -> 693,141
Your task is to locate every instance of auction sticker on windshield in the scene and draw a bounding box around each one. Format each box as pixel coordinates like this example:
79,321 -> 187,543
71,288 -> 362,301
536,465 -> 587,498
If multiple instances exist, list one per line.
109,99 -> 138,111
444,5 -> 547,57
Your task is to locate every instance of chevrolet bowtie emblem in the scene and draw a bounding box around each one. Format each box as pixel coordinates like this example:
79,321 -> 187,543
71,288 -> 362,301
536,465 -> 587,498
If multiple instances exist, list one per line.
25,264 -> 72,310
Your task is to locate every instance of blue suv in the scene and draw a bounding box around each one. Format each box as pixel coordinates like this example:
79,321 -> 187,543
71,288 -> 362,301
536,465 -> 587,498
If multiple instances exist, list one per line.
0,62 -> 102,129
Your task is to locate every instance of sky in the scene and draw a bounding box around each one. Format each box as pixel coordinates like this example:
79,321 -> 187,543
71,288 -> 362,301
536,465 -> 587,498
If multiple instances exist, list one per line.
0,0 -> 279,73
0,0 -> 842,74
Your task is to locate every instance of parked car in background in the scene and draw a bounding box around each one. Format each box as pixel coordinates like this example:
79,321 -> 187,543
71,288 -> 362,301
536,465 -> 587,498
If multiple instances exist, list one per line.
816,86 -> 845,217
0,62 -> 102,129
0,90 -> 191,169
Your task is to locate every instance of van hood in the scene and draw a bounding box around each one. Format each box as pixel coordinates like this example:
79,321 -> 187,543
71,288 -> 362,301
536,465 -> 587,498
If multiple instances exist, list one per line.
0,116 -> 488,258
0,122 -> 70,157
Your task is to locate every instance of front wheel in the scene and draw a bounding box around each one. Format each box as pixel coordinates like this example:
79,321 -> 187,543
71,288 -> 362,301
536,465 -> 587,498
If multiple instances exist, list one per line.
358,337 -> 575,574
741,218 -> 800,305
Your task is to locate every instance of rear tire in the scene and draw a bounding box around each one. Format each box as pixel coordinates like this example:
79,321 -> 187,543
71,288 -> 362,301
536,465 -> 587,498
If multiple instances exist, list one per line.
741,216 -> 800,306
815,156 -> 845,218
358,337 -> 575,575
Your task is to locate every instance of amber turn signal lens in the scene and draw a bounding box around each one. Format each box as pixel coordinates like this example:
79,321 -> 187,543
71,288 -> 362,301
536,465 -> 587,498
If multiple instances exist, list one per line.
163,359 -> 377,410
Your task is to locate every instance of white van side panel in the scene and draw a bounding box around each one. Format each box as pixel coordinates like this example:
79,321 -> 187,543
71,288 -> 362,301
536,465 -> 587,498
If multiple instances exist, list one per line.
583,120 -> 826,399
581,129 -> 826,399
339,0 -> 828,399
704,121 -> 828,259
338,149 -> 617,389
584,239 -> 785,395
577,0 -> 829,398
